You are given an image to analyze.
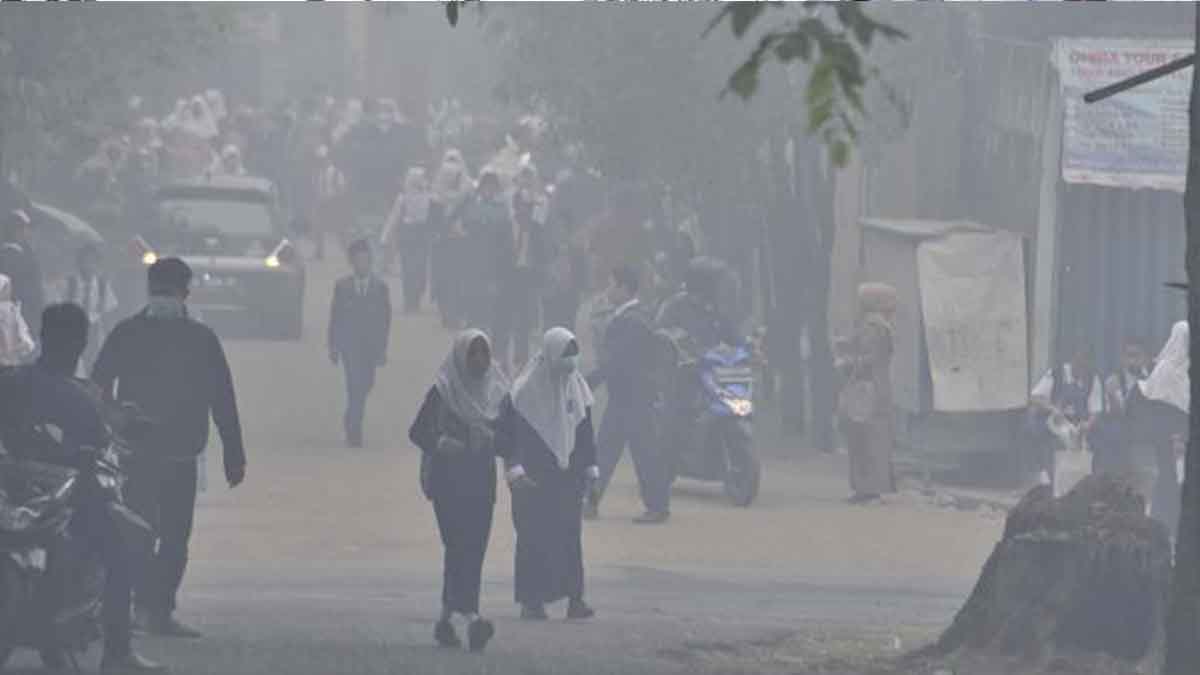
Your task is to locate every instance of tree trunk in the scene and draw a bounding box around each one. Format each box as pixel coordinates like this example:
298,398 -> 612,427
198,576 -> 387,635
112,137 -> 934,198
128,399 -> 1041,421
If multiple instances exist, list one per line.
926,476 -> 1171,675
1163,7 -> 1200,673
791,129 -> 837,454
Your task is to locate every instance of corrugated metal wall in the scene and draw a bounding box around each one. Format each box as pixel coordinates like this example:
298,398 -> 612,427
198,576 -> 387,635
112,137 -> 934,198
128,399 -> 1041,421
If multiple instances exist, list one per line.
1056,184 -> 1186,373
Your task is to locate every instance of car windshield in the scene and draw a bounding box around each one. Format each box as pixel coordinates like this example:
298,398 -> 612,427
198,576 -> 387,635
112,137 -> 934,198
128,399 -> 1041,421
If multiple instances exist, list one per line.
158,198 -> 274,237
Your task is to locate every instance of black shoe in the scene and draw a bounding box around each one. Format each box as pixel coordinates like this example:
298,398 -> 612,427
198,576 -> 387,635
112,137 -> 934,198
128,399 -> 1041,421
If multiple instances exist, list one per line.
468,618 -> 495,652
147,615 -> 203,639
633,510 -> 669,525
434,619 -> 461,648
566,599 -> 595,621
520,604 -> 549,621
101,651 -> 169,673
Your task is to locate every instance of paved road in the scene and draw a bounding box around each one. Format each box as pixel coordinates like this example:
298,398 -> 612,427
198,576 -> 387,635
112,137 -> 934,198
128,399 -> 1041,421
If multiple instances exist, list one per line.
8,257 -> 1003,674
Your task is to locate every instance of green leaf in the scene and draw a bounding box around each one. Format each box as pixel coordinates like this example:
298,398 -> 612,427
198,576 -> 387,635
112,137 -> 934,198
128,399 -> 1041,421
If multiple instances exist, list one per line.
830,138 -> 850,168
729,4 -> 767,39
729,59 -> 760,100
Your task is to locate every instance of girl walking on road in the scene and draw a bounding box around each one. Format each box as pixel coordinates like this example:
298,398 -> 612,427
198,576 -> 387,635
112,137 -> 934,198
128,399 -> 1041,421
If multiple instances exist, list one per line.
498,327 -> 598,621
409,330 -> 511,651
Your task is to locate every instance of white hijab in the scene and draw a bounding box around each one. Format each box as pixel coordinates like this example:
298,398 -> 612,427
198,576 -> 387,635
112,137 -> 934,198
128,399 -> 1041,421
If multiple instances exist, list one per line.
1140,321 -> 1189,413
512,327 -> 594,469
435,330 -> 510,429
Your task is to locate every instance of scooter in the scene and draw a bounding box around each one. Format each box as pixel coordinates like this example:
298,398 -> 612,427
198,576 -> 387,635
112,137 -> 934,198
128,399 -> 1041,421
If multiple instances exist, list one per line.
653,329 -> 761,507
0,412 -> 152,672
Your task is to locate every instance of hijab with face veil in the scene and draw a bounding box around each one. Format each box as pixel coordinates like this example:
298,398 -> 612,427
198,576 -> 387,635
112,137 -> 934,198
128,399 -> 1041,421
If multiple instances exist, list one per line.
511,327 -> 594,469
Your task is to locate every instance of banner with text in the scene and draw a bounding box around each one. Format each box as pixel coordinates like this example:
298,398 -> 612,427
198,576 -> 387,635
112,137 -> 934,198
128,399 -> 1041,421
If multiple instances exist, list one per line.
1055,38 -> 1191,192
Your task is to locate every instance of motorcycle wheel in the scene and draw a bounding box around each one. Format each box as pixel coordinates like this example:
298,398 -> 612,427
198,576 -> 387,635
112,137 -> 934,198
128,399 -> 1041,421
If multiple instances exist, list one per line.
722,423 -> 761,507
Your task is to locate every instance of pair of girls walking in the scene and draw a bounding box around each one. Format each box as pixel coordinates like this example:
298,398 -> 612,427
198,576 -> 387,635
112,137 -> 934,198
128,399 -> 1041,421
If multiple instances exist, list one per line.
409,326 -> 597,652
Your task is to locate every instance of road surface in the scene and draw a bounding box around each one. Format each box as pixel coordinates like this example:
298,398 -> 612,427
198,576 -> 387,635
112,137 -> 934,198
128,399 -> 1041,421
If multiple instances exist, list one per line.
8,256 -> 1004,674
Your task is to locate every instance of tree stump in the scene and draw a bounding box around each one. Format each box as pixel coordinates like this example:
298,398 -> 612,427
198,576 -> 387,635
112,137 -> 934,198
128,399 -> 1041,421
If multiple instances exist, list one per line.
920,474 -> 1173,675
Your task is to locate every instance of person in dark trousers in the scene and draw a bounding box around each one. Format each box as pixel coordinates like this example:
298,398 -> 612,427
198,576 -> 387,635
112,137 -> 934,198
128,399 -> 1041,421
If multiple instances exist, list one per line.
460,171 -> 510,339
499,327 -> 598,621
587,264 -> 670,524
92,257 -> 247,641
27,304 -> 166,673
0,209 -> 45,336
409,329 -> 511,651
328,239 -> 391,448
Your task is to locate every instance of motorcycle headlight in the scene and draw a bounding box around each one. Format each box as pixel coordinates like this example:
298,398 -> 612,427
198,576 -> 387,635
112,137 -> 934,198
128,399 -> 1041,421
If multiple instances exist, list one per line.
97,474 -> 119,490
725,397 -> 753,417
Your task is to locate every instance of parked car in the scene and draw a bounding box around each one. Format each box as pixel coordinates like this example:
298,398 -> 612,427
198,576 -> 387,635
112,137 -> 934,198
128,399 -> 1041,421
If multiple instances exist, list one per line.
134,175 -> 305,339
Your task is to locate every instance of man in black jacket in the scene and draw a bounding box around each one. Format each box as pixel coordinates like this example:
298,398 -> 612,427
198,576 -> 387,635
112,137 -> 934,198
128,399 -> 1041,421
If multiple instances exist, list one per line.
0,209 -> 45,336
93,257 -> 246,640
328,239 -> 391,448
587,263 -> 670,524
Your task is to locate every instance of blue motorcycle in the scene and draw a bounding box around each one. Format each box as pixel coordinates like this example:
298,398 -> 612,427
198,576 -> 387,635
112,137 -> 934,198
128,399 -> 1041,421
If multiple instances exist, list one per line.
652,329 -> 761,506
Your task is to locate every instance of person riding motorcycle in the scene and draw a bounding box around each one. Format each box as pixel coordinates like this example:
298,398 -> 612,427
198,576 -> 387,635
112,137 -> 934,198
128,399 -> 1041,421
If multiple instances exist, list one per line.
7,303 -> 165,673
654,257 -> 739,352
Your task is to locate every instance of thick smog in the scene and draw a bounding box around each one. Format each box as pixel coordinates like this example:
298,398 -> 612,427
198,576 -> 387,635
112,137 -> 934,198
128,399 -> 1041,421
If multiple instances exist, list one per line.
0,3 -> 1196,675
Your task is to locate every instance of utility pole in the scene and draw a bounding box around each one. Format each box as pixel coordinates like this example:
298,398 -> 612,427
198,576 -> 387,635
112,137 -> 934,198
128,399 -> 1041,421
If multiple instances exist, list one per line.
1164,5 -> 1200,672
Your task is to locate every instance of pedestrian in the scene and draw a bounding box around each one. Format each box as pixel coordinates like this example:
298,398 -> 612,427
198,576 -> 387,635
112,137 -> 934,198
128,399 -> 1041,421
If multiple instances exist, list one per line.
28,303 -> 166,673
1131,321 -> 1189,537
430,149 -> 474,329
1093,338 -> 1154,492
92,257 -> 247,639
0,209 -> 45,336
460,170 -> 509,334
313,144 -> 349,261
836,282 -> 898,504
493,164 -> 548,371
498,326 -> 598,621
409,329 -> 511,651
328,238 -> 391,448
587,264 -> 670,523
0,273 -> 36,367
1027,348 -> 1103,489
55,243 -> 120,374
380,167 -> 433,313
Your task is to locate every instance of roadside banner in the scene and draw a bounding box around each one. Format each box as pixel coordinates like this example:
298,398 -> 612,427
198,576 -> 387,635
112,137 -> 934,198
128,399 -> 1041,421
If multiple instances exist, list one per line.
1055,38 -> 1191,192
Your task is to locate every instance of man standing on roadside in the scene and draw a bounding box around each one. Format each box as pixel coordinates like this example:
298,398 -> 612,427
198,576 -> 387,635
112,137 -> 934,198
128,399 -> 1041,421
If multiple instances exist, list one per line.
328,238 -> 392,448
93,257 -> 247,640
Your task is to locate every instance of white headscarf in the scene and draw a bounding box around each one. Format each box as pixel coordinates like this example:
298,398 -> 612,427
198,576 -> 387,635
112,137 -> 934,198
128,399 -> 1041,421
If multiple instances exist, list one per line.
435,330 -> 510,429
0,273 -> 35,367
512,327 -> 594,469
1140,320 -> 1189,413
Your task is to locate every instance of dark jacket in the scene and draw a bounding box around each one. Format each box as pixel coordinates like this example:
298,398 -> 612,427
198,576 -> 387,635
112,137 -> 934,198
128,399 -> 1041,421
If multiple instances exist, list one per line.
655,291 -> 738,353
328,275 -> 391,364
91,310 -> 245,468
0,241 -> 45,335
409,386 -> 512,503
588,300 -> 656,406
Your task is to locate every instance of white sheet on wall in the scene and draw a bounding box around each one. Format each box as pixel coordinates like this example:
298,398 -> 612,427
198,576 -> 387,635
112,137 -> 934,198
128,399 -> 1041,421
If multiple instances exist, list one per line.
917,231 -> 1029,412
